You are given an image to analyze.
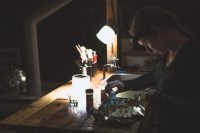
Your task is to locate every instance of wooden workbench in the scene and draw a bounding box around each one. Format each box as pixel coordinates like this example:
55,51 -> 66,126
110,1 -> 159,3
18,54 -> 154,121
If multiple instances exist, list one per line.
0,71 -> 142,133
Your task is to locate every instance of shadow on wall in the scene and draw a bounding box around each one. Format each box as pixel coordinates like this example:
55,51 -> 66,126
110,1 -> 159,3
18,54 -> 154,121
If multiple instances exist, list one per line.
37,0 -> 106,83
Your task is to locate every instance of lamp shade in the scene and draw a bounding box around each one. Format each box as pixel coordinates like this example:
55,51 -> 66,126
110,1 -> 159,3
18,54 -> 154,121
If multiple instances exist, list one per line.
96,25 -> 115,45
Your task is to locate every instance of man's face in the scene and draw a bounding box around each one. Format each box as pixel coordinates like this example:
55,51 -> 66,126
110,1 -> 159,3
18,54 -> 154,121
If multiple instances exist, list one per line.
136,29 -> 166,55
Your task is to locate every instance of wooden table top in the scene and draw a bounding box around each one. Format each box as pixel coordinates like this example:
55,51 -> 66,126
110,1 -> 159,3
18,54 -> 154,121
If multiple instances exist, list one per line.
0,71 -> 142,133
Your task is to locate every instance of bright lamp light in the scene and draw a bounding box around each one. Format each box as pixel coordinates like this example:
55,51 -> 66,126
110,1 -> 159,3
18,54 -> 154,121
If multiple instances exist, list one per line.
96,25 -> 115,45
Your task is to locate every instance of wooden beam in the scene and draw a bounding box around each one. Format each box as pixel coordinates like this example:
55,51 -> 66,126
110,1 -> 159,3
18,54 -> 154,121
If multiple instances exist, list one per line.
106,0 -> 118,63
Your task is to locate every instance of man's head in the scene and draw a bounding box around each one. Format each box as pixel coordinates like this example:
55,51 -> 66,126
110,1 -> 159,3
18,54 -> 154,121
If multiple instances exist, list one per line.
130,6 -> 187,54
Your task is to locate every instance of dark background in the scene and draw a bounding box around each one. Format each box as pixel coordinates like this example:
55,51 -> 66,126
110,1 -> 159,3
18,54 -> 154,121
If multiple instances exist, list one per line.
1,0 -> 200,87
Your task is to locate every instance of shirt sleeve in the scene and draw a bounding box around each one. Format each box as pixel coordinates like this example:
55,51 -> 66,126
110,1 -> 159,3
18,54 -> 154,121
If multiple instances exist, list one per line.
122,71 -> 156,91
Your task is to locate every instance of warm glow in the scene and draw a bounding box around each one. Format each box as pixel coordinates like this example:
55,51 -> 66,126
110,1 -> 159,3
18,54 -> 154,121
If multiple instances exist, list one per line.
96,25 -> 115,45
70,74 -> 91,107
52,88 -> 68,99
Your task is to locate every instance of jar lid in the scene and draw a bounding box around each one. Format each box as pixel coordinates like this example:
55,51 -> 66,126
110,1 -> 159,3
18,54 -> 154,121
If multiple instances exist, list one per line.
85,88 -> 93,93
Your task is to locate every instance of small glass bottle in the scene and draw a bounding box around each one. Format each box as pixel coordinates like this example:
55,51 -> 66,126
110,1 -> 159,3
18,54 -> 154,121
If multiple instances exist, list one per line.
85,89 -> 94,112
92,51 -> 97,77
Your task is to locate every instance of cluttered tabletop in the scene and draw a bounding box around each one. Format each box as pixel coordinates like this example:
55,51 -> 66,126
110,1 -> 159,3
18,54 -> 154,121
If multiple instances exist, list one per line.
0,71 -> 145,133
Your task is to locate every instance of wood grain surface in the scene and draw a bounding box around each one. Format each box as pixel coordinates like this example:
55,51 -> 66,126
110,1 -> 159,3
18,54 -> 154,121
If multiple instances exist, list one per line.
0,71 -> 141,133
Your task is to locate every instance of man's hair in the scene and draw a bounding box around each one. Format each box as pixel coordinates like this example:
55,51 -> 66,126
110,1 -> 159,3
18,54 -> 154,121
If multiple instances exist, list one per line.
130,6 -> 189,41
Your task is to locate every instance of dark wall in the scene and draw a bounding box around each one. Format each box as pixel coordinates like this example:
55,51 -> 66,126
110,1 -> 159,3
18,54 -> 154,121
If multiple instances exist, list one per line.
0,0 -> 106,83
37,0 -> 106,82
1,0 -> 200,83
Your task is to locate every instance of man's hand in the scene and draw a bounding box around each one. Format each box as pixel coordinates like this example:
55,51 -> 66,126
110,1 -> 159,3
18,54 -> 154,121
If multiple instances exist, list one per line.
105,80 -> 125,94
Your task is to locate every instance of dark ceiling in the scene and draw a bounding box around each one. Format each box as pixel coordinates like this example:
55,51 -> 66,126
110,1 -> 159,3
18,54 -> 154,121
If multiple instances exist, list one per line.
1,0 -> 200,21
0,0 -> 54,17
1,0 -> 200,42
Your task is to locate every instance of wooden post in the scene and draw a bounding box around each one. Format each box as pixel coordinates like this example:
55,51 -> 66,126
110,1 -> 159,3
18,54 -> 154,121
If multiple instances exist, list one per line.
106,0 -> 118,63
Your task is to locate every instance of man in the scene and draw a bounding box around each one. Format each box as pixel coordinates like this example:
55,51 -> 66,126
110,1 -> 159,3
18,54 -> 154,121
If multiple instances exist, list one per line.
105,6 -> 200,133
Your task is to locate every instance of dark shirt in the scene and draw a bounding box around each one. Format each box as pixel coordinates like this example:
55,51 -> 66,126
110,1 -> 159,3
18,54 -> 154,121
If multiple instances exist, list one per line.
123,39 -> 200,133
